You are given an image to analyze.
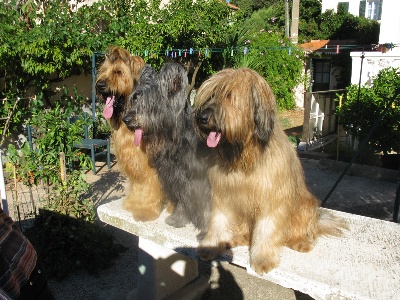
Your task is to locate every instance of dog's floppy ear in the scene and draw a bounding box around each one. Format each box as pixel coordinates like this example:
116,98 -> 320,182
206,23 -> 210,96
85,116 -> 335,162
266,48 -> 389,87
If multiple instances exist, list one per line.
139,65 -> 157,83
169,74 -> 183,97
159,63 -> 187,99
131,56 -> 145,76
131,56 -> 146,87
252,85 -> 275,148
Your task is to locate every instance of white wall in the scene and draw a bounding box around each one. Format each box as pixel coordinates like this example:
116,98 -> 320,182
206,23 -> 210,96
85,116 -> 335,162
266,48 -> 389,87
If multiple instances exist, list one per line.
378,0 -> 400,45
351,0 -> 400,86
51,74 -> 92,102
351,52 -> 400,85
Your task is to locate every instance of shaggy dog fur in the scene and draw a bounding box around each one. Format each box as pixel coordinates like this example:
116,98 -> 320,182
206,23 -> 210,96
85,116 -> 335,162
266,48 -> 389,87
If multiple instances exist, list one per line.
193,68 -> 347,274
123,63 -> 212,234
95,46 -> 167,221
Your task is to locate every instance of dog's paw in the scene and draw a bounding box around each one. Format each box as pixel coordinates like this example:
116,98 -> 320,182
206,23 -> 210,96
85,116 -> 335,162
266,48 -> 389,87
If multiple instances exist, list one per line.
132,210 -> 160,222
165,214 -> 189,228
290,241 -> 314,253
250,251 -> 280,275
195,245 -> 219,261
250,256 -> 279,275
286,237 -> 315,253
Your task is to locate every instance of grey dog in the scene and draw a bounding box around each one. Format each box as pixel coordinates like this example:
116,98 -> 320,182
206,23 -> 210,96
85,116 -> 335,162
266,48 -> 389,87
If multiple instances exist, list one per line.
122,63 -> 212,237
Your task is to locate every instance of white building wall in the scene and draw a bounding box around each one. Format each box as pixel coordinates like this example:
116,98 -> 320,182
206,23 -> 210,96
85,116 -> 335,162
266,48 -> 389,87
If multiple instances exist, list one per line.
351,0 -> 400,86
350,52 -> 400,85
378,0 -> 400,45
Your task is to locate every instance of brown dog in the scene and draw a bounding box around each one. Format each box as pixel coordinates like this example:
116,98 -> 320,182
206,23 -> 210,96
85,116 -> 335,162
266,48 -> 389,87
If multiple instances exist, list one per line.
194,68 -> 347,274
96,46 -> 167,221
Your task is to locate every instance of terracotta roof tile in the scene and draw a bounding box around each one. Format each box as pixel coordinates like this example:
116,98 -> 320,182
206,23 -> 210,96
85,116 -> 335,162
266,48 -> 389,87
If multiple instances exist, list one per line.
299,40 -> 330,52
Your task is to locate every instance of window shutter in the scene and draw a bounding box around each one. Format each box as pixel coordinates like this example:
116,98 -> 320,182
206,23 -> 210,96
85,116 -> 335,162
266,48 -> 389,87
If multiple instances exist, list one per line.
359,0 -> 366,17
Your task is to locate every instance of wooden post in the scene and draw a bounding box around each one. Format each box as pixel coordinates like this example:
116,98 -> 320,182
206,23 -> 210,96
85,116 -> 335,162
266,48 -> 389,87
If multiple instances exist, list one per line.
337,95 -> 343,161
13,165 -> 22,229
59,152 -> 66,183
284,0 -> 290,38
291,0 -> 299,44
303,92 -> 312,143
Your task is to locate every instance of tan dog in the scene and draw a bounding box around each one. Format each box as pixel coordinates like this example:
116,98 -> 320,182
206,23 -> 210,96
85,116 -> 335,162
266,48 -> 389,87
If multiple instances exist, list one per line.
194,68 -> 347,274
96,46 -> 167,221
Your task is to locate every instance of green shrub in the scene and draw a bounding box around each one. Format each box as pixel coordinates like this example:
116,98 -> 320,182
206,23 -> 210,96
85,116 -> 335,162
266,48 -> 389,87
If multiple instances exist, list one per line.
6,91 -> 125,280
336,67 -> 400,155
232,9 -> 305,110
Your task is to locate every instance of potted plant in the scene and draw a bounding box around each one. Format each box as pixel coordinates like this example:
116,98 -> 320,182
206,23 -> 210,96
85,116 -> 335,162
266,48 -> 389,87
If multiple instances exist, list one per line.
336,67 -> 400,169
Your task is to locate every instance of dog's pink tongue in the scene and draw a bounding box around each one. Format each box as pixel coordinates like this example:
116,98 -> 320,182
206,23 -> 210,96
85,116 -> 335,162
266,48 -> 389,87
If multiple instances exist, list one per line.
103,96 -> 115,119
134,129 -> 143,147
207,132 -> 221,148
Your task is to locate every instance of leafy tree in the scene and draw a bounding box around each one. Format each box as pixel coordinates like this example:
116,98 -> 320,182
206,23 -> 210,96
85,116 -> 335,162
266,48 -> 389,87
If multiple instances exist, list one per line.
230,0 -> 281,17
0,0 -> 241,144
298,0 -> 322,42
233,10 -> 305,109
4,0 -> 380,141
244,5 -> 285,32
88,0 -> 164,54
87,0 -> 238,91
154,0 -> 236,91
318,8 -> 379,44
230,0 -> 379,44
0,0 -> 97,144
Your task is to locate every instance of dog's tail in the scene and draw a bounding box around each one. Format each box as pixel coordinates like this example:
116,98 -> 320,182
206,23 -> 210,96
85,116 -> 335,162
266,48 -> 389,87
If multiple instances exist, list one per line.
318,209 -> 349,237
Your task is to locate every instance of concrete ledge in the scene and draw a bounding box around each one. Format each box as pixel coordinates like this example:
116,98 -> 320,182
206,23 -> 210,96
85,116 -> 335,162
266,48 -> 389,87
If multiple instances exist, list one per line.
98,199 -> 400,300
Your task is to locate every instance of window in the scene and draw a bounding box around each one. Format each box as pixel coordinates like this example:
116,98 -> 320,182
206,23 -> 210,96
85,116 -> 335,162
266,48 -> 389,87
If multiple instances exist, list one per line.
359,0 -> 366,17
314,61 -> 330,84
366,0 -> 381,20
312,59 -> 331,92
338,2 -> 349,13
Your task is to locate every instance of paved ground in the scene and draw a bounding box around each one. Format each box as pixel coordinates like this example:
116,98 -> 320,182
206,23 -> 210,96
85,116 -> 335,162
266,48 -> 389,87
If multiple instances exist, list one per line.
43,154 -> 399,300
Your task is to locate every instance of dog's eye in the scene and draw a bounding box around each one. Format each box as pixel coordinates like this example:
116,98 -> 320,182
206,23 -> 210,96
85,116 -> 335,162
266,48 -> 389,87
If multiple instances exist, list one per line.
130,91 -> 142,104
114,70 -> 122,75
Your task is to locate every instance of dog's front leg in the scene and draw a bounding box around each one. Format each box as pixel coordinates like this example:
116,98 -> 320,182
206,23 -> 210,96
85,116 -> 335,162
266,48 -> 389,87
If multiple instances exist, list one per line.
165,203 -> 190,228
249,216 -> 284,275
195,208 -> 233,261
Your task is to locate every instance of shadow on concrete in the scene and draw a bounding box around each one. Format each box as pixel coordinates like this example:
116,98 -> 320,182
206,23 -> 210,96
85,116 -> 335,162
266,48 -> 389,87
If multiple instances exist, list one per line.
199,261 -> 244,300
85,167 -> 126,207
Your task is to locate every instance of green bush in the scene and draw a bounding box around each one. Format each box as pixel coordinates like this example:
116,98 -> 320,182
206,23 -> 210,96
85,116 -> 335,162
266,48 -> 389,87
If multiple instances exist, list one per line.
6,93 -> 92,187
6,91 -> 125,280
232,9 -> 305,110
336,67 -> 400,155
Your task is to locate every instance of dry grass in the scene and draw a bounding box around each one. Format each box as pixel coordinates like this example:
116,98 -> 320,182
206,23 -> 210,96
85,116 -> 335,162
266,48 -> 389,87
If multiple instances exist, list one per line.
278,109 -> 304,130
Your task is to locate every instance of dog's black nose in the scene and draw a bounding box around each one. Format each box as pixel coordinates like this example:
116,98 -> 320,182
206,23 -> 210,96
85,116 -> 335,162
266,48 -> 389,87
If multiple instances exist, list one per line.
122,113 -> 133,126
95,81 -> 106,92
197,109 -> 212,124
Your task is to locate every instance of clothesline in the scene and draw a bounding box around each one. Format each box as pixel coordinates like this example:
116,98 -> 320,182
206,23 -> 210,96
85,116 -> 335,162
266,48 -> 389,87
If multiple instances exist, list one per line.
92,42 -> 398,58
